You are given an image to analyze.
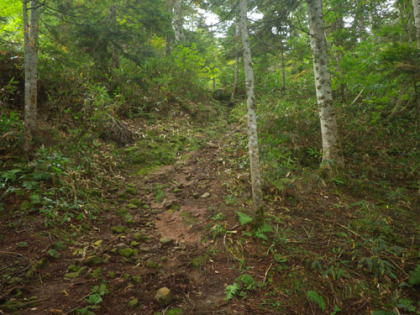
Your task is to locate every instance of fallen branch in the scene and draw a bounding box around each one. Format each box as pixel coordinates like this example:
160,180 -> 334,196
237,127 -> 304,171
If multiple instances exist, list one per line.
348,88 -> 364,107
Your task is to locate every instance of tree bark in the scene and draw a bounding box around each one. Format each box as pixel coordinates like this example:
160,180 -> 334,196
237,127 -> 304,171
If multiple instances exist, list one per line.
23,0 -> 39,153
172,0 -> 185,43
231,21 -> 241,101
238,0 -> 264,223
413,0 -> 420,49
280,41 -> 286,95
109,6 -> 120,70
109,5 -> 120,92
306,0 -> 344,169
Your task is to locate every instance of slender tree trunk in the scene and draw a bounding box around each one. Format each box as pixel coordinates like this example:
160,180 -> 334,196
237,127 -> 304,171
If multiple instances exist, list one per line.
306,0 -> 344,170
231,22 -> 241,101
413,0 -> 420,49
334,2 -> 346,103
280,43 -> 286,95
23,0 -> 39,153
109,6 -> 120,70
172,0 -> 185,43
279,26 -> 286,95
109,5 -> 120,92
238,0 -> 264,223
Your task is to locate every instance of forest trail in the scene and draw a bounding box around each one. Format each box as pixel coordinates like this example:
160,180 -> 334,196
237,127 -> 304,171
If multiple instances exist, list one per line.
2,118 -> 418,315
1,121 -> 252,315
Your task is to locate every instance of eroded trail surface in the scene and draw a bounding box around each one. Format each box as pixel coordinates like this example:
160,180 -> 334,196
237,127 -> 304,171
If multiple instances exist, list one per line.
2,131 -> 246,314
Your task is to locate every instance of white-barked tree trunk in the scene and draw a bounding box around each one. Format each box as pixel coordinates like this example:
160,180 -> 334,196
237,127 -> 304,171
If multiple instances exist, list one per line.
23,0 -> 39,153
172,0 -> 185,43
238,0 -> 264,223
413,0 -> 420,49
306,0 -> 344,170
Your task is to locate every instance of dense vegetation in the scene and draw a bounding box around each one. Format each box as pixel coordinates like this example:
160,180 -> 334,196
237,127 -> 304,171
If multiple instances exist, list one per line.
1,0 -> 419,314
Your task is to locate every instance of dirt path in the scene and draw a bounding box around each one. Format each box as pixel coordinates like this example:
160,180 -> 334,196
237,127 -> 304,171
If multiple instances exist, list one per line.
1,131 -> 247,314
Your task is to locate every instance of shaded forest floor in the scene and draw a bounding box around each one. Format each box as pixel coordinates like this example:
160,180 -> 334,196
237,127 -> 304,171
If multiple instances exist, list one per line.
1,113 -> 419,314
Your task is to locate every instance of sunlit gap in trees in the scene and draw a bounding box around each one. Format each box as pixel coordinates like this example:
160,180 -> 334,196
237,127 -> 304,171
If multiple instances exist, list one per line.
183,5 -> 263,39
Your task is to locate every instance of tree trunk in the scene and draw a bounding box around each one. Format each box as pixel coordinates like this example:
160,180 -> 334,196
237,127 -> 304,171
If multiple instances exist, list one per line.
306,0 -> 344,170
413,0 -> 420,49
280,42 -> 286,95
109,5 -> 120,92
238,0 -> 264,223
23,0 -> 39,153
172,0 -> 185,43
231,22 -> 241,101
109,6 -> 120,70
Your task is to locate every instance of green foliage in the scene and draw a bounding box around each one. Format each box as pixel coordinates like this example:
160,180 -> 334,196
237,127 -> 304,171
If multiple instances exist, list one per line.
77,283 -> 108,314
254,222 -> 273,241
224,283 -> 240,301
237,211 -> 253,226
224,274 -> 257,301
408,264 -> 420,287
306,290 -> 326,312
0,111 -> 24,153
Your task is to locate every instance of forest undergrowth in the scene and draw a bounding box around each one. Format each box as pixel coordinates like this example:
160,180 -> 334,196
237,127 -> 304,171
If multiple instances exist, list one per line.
1,92 -> 419,314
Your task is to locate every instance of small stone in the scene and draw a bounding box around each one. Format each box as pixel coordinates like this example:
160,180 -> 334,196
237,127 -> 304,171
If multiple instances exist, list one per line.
129,298 -> 138,307
201,192 -> 210,198
159,237 -> 173,245
154,287 -> 172,306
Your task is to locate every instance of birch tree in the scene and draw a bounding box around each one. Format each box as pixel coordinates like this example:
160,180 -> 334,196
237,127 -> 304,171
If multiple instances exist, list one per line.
306,0 -> 344,170
413,0 -> 420,49
231,21 -> 241,101
23,0 -> 39,152
238,0 -> 264,223
171,0 -> 185,43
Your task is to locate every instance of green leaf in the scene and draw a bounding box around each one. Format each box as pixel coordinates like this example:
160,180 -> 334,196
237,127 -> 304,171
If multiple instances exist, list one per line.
97,283 -> 107,296
237,274 -> 255,290
274,254 -> 287,263
30,193 -> 42,205
23,181 -> 39,190
237,212 -> 253,226
32,172 -> 52,181
408,264 -> 420,286
331,304 -> 341,315
86,293 -> 102,305
1,169 -> 21,181
224,283 -> 240,301
306,290 -> 326,312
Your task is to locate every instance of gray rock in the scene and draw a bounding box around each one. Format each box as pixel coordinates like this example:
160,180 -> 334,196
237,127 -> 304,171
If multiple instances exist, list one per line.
155,287 -> 172,306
